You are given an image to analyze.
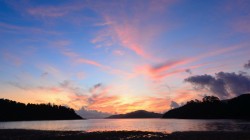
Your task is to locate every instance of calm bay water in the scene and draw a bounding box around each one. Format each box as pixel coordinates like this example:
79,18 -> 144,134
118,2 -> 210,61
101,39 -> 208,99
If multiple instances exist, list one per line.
0,119 -> 250,133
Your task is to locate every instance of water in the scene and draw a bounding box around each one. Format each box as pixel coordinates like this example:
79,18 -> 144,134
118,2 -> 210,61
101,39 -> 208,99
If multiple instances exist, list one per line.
0,119 -> 250,133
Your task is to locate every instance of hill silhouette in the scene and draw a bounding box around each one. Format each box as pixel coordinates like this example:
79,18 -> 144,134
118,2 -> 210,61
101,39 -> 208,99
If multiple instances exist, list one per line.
0,98 -> 82,121
163,94 -> 250,119
107,110 -> 162,118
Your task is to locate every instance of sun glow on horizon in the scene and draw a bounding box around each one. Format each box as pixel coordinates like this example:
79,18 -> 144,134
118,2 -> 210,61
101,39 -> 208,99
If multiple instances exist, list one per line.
0,0 -> 250,115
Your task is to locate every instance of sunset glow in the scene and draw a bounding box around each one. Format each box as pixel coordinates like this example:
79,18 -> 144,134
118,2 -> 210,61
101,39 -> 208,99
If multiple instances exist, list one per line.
0,0 -> 250,114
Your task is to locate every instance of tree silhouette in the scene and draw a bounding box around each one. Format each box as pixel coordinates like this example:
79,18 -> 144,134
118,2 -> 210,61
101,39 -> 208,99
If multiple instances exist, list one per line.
0,98 -> 82,121
163,94 -> 250,119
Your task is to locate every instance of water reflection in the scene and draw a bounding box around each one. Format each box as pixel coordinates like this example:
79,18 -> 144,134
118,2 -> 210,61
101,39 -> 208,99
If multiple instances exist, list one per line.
0,119 -> 250,132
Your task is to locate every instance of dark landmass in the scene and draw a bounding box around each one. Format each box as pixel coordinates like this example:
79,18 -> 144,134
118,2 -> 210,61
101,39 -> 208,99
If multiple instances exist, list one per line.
0,98 -> 82,121
1,129 -> 250,140
107,110 -> 162,118
163,94 -> 250,119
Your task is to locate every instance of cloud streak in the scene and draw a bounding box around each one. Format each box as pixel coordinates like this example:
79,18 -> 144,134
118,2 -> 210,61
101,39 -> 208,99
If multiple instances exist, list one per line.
0,22 -> 60,35
90,0 -> 177,60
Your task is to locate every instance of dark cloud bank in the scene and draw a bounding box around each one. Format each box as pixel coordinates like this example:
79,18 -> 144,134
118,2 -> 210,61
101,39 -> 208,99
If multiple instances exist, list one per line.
185,72 -> 250,99
76,107 -> 112,119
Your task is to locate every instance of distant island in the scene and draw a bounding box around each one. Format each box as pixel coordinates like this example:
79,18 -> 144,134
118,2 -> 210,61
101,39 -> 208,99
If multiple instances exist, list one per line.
163,94 -> 250,119
0,98 -> 82,121
107,110 -> 162,118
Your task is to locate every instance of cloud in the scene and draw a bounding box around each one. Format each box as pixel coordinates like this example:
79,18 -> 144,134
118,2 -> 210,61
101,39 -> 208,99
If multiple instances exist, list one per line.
224,0 -> 250,34
76,107 -> 112,119
40,72 -> 49,78
90,0 -> 177,60
37,86 -> 62,94
113,50 -> 125,56
185,69 -> 192,74
49,40 -> 132,77
244,60 -> 250,69
135,59 -> 204,81
93,83 -> 102,89
18,1 -> 85,18
151,59 -> 191,74
76,58 -> 103,68
76,72 -> 85,79
38,64 -> 63,80
134,43 -> 246,81
185,72 -> 250,98
89,83 -> 103,94
2,52 -> 22,66
59,80 -> 82,96
86,95 -> 171,114
7,81 -> 29,90
7,81 -> 63,94
170,101 -> 180,109
76,58 -> 132,77
71,83 -> 172,113
0,22 -> 59,35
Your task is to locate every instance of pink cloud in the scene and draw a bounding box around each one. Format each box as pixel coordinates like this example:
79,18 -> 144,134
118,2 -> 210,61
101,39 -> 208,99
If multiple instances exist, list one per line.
134,58 -> 194,80
134,44 -> 244,81
76,58 -> 104,68
113,50 -> 125,56
150,59 -> 193,74
74,57 -> 132,77
76,72 -> 85,79
49,40 -> 132,77
114,26 -> 150,59
90,1 -> 178,60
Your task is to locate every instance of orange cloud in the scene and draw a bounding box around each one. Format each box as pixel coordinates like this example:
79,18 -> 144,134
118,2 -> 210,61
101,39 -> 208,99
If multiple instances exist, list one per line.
86,95 -> 171,114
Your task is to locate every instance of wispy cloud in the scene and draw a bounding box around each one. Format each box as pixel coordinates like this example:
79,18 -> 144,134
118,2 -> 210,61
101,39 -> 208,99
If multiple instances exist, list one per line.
49,40 -> 132,77
135,44 -> 246,81
27,3 -> 85,18
0,22 -> 60,35
2,52 -> 22,66
91,0 -> 177,60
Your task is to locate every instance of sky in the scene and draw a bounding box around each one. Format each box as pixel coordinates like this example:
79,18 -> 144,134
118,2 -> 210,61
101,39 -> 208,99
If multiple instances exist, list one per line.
0,0 -> 250,114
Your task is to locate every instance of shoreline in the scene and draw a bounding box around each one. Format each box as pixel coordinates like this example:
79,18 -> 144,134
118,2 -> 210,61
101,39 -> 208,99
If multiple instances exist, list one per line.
1,129 -> 250,140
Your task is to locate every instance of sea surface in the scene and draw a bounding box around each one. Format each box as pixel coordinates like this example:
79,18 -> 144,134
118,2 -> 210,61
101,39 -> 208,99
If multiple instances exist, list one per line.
0,119 -> 250,133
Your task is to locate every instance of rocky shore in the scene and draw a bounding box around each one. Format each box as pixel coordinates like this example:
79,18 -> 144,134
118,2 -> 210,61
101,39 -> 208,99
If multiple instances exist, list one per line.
1,129 -> 250,140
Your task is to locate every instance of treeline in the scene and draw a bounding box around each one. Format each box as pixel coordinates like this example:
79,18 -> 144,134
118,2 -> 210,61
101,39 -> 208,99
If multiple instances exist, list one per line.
0,99 -> 82,121
163,94 -> 250,119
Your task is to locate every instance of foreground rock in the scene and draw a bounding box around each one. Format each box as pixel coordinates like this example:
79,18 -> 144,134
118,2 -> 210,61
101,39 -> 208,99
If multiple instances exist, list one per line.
1,129 -> 250,140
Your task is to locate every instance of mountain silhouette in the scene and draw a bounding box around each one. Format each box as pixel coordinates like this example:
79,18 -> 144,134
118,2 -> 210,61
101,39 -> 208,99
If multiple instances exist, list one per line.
0,98 -> 82,121
107,110 -> 162,118
162,94 -> 250,119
